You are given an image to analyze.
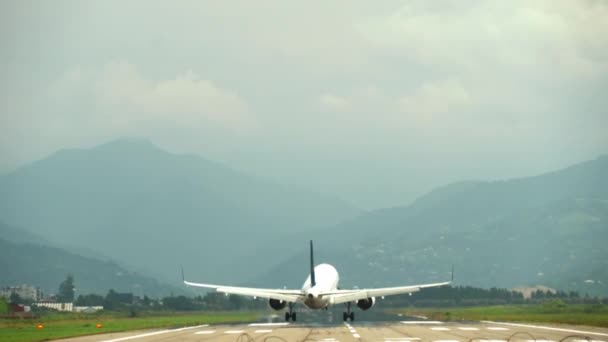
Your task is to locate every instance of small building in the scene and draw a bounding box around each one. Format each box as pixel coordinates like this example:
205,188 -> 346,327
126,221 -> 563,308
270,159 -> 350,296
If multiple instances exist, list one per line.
1,285 -> 42,302
33,302 -> 73,312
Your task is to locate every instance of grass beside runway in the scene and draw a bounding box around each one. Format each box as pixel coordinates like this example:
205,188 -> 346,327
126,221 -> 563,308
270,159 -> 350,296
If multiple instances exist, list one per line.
0,311 -> 261,342
391,303 -> 608,328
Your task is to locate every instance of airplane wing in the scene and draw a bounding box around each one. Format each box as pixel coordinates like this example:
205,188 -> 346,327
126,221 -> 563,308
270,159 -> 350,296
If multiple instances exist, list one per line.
183,280 -> 305,303
320,281 -> 451,305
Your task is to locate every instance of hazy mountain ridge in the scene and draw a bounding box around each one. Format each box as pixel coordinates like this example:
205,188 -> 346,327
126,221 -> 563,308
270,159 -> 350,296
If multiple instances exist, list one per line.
0,139 -> 360,285
260,156 -> 608,295
0,221 -> 180,296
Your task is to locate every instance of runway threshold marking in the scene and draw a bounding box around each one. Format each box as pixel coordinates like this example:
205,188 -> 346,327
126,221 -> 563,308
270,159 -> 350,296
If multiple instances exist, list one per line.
194,330 -> 216,334
249,322 -> 290,326
402,321 -> 444,324
100,324 -> 208,342
481,321 -> 608,337
224,330 -> 245,334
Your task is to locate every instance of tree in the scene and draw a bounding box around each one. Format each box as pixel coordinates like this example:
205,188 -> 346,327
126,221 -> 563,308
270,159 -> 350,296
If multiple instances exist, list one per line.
9,292 -> 22,304
75,294 -> 104,306
58,275 -> 75,302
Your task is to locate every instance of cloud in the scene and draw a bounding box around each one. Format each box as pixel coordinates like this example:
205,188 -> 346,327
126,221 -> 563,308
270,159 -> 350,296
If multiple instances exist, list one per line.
398,79 -> 471,118
319,94 -> 352,112
360,1 -> 608,79
54,61 -> 253,130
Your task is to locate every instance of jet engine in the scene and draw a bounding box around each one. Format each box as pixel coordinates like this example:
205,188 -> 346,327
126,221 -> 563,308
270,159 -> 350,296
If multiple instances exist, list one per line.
268,298 -> 287,311
356,297 -> 376,310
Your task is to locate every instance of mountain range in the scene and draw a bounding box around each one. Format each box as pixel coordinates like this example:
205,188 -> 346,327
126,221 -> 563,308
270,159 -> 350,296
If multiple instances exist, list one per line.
260,156 -> 608,295
1,139 -> 606,296
0,221 -> 179,297
0,139 -> 358,289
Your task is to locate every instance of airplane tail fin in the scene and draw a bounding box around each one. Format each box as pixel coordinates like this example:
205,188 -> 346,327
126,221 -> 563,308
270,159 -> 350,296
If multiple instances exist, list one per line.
310,240 -> 316,287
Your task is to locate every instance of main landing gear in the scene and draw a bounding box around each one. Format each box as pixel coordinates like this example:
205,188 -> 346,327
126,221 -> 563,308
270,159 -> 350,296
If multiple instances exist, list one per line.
285,303 -> 296,322
343,302 -> 355,321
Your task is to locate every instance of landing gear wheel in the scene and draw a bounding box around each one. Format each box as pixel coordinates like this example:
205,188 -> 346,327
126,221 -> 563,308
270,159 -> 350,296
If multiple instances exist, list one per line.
292,312 -> 296,321
343,312 -> 347,321
285,312 -> 290,322
350,312 -> 355,321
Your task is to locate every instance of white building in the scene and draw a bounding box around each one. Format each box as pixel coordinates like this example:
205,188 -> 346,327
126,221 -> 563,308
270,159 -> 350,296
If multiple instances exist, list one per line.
1,285 -> 42,302
33,302 -> 73,312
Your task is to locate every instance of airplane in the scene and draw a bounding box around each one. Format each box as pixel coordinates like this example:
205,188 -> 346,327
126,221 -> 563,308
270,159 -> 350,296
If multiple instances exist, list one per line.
183,240 -> 452,321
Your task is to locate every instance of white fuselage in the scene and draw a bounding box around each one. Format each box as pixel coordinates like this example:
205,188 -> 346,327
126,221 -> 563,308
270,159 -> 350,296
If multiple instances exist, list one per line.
301,263 -> 339,309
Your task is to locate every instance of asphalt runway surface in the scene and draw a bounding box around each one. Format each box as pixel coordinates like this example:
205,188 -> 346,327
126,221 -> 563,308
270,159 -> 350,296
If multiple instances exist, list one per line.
54,319 -> 608,342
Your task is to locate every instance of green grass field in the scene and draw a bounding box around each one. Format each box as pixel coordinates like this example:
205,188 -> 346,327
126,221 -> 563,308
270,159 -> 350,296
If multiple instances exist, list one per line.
391,303 -> 608,328
0,311 -> 260,342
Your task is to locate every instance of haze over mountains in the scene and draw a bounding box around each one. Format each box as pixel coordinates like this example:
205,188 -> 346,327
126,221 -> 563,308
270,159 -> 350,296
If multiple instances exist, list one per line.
1,139 -> 606,296
0,139 -> 358,290
0,221 -> 176,297
262,155 -> 608,295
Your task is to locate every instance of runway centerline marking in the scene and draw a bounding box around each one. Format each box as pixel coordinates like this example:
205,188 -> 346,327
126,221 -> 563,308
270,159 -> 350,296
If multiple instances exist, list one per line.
479,340 -> 507,342
481,321 -> 608,337
100,324 -> 208,342
486,327 -> 509,330
458,327 -> 479,331
431,327 -> 451,331
434,340 -> 459,342
254,329 -> 273,333
224,330 -> 245,334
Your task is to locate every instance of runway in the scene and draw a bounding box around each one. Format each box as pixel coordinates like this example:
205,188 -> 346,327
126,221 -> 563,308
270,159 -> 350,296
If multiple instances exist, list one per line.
54,320 -> 608,342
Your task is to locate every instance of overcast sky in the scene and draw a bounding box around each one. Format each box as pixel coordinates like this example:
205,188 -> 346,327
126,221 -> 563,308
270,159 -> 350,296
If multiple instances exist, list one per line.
1,1 -> 607,209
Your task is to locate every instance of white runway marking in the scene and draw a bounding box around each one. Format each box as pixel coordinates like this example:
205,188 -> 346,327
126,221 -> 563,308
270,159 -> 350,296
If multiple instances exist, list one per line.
249,322 -> 290,326
434,340 -> 459,342
402,321 -> 444,324
100,325 -> 208,342
321,338 -> 338,341
194,330 -> 215,335
353,333 -> 360,338
486,327 -> 509,331
224,330 -> 245,334
431,327 -> 451,331
254,329 -> 273,333
458,327 -> 479,331
479,340 -> 507,342
526,340 -> 555,342
385,338 -> 421,340
481,321 -> 608,337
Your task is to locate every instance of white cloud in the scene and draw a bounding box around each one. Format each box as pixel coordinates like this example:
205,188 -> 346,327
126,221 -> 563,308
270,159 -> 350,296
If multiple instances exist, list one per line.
319,94 -> 352,112
398,79 -> 471,118
81,62 -> 253,129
